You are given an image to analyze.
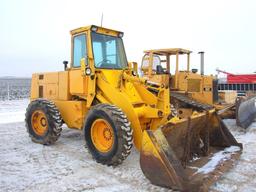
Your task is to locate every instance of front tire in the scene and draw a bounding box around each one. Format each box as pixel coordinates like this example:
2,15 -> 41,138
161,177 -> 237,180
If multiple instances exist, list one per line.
25,99 -> 63,145
84,104 -> 133,166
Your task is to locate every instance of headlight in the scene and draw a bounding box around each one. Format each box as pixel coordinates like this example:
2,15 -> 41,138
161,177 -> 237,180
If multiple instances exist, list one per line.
91,26 -> 98,32
85,68 -> 91,75
118,32 -> 124,38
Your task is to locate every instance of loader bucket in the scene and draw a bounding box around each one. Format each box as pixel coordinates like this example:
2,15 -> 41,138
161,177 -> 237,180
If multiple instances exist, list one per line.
236,96 -> 256,129
140,112 -> 242,192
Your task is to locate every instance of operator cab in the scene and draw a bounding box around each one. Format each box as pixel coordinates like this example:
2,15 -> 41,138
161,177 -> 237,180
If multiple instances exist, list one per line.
141,48 -> 192,75
141,48 -> 192,88
69,25 -> 128,74
141,54 -> 168,75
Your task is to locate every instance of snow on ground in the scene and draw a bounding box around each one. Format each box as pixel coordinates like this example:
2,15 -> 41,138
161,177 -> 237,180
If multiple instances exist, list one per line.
0,100 -> 256,192
210,120 -> 256,192
196,146 -> 241,174
0,99 -> 29,124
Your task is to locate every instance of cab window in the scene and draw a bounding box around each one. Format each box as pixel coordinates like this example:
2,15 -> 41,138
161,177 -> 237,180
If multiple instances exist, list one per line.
92,32 -> 127,69
73,34 -> 87,67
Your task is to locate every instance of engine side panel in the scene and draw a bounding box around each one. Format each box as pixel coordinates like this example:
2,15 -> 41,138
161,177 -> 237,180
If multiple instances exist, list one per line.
30,71 -> 70,100
30,71 -> 86,129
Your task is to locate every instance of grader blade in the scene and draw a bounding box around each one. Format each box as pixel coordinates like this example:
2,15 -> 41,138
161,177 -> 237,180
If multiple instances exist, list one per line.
140,112 -> 242,192
236,96 -> 256,129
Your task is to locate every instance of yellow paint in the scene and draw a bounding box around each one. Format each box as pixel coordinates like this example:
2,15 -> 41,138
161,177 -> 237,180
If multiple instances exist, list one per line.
141,130 -> 162,158
54,100 -> 87,129
96,71 -> 144,149
58,71 -> 70,100
69,69 -> 88,96
31,110 -> 48,136
91,119 -> 114,153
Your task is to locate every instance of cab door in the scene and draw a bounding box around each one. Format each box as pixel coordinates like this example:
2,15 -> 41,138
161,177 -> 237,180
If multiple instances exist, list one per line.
69,33 -> 89,97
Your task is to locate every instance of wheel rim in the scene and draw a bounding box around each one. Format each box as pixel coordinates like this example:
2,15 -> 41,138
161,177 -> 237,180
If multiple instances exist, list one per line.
91,119 -> 114,153
31,110 -> 48,136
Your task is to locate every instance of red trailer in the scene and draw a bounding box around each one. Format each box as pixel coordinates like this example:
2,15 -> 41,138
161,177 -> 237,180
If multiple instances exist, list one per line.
216,69 -> 256,129
216,69 -> 256,83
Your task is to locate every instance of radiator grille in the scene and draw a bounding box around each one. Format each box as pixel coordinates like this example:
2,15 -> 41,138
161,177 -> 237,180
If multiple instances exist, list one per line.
39,86 -> 43,98
187,79 -> 201,92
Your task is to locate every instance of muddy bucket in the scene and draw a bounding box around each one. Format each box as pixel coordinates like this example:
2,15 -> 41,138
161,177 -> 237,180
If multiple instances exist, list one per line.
140,112 -> 242,192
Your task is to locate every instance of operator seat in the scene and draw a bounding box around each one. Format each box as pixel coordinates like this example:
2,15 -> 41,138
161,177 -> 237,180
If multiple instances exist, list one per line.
156,65 -> 165,74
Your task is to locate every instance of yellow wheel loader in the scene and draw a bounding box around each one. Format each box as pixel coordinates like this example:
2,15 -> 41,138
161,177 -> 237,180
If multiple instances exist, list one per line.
141,48 -> 256,128
25,26 -> 242,192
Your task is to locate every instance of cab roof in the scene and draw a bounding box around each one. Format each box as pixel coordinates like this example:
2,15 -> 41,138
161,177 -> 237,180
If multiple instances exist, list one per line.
144,48 -> 192,55
70,25 -> 123,36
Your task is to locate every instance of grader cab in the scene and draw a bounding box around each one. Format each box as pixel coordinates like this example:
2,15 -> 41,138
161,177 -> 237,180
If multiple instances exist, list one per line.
25,26 -> 242,191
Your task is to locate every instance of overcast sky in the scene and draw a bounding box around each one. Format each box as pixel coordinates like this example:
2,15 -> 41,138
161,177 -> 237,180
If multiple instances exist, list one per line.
0,0 -> 256,77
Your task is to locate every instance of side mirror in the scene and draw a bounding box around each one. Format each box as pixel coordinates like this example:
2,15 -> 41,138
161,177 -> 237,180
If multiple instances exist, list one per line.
63,61 -> 68,71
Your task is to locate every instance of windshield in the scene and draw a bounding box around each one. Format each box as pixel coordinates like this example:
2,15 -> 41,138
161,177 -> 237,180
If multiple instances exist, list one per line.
91,32 -> 128,69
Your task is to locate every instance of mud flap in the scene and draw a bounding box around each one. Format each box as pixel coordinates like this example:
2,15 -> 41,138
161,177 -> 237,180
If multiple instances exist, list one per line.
140,112 -> 242,192
236,96 -> 256,128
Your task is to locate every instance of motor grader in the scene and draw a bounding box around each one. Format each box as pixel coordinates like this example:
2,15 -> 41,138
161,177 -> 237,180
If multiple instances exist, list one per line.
140,48 -> 256,128
25,26 -> 242,192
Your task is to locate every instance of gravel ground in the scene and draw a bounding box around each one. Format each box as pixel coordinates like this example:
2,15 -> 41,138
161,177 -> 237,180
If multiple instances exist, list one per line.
0,100 -> 256,192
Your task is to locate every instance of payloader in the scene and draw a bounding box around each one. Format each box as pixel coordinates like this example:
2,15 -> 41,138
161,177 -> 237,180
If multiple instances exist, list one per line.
25,26 -> 242,192
140,48 -> 256,128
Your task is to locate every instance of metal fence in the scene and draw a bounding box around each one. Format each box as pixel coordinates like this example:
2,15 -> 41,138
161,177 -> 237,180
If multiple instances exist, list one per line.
0,78 -> 31,100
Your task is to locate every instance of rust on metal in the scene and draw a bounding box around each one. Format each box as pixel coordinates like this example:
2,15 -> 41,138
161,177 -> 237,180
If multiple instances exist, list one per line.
140,112 -> 242,192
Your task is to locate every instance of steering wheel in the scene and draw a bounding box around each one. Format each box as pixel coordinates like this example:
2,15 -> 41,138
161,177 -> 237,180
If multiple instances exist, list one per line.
97,59 -> 111,67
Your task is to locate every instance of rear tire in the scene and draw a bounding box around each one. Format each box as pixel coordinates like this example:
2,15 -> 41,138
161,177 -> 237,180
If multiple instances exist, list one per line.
84,104 -> 133,166
25,99 -> 63,145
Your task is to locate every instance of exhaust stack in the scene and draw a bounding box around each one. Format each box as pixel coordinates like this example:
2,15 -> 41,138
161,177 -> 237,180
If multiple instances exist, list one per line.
198,51 -> 205,75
